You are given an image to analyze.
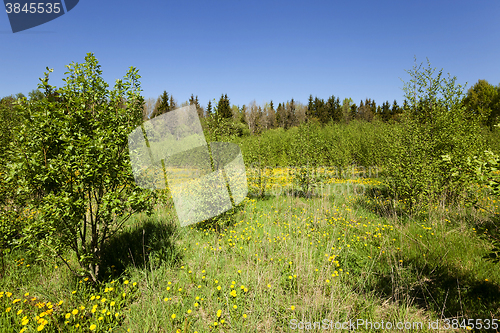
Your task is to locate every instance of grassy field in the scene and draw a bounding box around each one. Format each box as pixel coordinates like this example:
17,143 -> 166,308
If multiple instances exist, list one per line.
1,167 -> 499,332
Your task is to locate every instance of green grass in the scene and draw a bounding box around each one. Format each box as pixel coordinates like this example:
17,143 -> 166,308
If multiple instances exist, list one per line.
1,178 -> 499,332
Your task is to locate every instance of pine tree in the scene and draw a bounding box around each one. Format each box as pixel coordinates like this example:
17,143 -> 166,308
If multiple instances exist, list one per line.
206,100 -> 212,117
169,95 -> 176,110
216,94 -> 232,119
151,90 -> 170,119
307,94 -> 314,122
268,100 -> 276,129
350,103 -> 358,120
327,95 -> 342,123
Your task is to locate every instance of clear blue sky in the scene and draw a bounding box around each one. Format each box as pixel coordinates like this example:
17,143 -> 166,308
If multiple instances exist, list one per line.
1,0 -> 499,109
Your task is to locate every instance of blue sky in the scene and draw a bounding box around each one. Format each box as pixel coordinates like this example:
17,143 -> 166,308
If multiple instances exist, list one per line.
1,0 -> 499,109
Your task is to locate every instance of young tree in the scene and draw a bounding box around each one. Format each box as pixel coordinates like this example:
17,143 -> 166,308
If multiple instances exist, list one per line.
9,53 -> 156,282
206,100 -> 212,117
384,58 -> 485,212
169,95 -> 176,110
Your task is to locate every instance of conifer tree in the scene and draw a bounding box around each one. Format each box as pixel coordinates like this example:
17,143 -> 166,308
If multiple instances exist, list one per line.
307,95 -> 314,122
151,90 -> 170,119
206,100 -> 212,117
216,94 -> 232,119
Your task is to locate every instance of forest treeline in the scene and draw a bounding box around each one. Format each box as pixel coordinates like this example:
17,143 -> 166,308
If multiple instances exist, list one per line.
139,78 -> 500,136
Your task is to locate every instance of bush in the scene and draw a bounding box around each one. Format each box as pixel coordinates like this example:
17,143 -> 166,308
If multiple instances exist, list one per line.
7,53 -> 157,282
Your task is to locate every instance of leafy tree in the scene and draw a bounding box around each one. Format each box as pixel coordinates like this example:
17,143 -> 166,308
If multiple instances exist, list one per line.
8,53 -> 156,282
341,98 -> 353,123
462,79 -> 500,130
384,58 -> 485,213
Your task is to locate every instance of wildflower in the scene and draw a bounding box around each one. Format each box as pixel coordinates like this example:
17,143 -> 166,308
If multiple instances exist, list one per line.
133,282 -> 137,287
171,314 -> 176,319
243,314 -> 247,319
217,309 -> 222,317
124,280 -> 129,285
6,307 -> 11,312
17,309 -> 23,315
90,324 -> 97,331
21,316 -> 29,325
72,309 -> 78,315
110,301 -> 115,306
291,306 -> 295,310
233,305 -> 237,309
65,313 -> 71,319
37,324 -> 44,331
230,290 -> 237,297
187,309 -> 192,314
194,302 -> 199,307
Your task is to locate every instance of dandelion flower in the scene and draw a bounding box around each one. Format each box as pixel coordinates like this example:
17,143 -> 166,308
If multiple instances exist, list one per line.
171,314 -> 176,319
90,324 -> 97,330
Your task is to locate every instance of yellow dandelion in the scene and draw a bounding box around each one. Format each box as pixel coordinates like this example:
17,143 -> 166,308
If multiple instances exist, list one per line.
90,324 -> 97,330
171,313 -> 176,319
123,280 -> 129,285
72,309 -> 78,315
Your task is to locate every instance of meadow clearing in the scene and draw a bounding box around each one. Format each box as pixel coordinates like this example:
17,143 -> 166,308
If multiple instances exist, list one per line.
0,166 -> 499,332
